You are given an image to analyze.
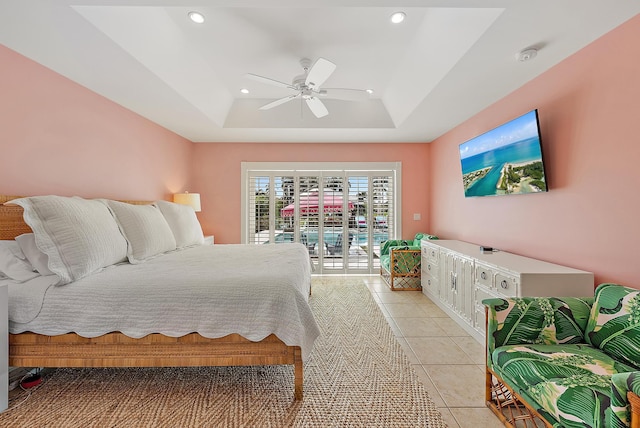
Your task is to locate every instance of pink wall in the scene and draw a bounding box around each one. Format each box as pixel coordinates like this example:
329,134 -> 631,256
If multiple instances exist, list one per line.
429,15 -> 640,287
191,143 -> 431,243
0,46 -> 193,201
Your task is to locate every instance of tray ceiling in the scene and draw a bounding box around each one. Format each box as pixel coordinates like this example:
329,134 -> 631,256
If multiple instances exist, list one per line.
1,1 -> 638,142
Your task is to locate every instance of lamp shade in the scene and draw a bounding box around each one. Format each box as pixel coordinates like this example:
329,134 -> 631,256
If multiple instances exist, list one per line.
173,192 -> 201,212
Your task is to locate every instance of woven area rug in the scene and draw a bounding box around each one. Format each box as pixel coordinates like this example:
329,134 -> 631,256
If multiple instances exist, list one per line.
1,277 -> 446,427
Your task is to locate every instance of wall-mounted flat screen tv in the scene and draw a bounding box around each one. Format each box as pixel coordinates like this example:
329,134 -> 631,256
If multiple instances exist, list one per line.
459,109 -> 548,197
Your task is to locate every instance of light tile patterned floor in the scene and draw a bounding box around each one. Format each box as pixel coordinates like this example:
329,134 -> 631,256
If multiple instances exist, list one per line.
358,275 -> 503,428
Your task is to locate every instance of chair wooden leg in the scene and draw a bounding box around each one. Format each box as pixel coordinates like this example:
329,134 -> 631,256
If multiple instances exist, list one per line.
629,391 -> 640,428
485,368 -> 553,427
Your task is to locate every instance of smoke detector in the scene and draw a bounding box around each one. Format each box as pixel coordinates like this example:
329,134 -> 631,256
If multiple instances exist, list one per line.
516,48 -> 538,62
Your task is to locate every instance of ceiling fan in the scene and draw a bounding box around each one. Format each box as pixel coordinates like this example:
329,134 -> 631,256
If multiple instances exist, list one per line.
246,57 -> 369,118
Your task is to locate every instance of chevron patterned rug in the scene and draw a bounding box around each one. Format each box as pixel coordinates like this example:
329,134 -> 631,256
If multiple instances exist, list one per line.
1,277 -> 445,427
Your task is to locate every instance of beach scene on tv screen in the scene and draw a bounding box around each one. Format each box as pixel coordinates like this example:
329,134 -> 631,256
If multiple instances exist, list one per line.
459,110 -> 547,197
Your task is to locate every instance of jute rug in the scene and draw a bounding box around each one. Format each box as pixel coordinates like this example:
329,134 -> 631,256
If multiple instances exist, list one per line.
1,277 -> 446,427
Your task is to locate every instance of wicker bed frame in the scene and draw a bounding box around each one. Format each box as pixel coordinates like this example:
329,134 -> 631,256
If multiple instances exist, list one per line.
0,195 -> 303,400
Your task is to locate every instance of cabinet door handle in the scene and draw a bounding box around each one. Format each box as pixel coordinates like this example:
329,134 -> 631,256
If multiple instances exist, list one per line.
427,264 -> 431,271
480,271 -> 487,280
500,280 -> 508,289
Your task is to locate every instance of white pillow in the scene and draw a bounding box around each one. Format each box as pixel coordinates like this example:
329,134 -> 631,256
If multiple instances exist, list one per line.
15,233 -> 55,276
103,200 -> 176,264
11,196 -> 128,285
0,240 -> 39,282
154,200 -> 204,248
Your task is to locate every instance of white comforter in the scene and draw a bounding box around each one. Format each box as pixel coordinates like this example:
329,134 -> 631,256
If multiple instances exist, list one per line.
7,243 -> 320,360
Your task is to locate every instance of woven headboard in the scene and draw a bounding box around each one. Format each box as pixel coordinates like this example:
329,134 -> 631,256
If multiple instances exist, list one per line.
0,195 -> 152,240
0,195 -> 32,240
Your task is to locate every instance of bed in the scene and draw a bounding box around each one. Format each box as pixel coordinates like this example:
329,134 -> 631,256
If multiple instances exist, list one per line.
0,195 -> 319,400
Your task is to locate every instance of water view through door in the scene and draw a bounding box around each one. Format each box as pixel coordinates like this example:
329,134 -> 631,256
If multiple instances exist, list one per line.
245,164 -> 398,275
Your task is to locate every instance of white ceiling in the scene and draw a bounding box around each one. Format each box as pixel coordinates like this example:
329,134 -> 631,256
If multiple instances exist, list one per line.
1,1 -> 638,143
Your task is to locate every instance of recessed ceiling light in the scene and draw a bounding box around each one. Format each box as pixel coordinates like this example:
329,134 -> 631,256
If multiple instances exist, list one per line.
188,11 -> 205,24
390,12 -> 406,24
240,88 -> 249,94
366,89 -> 374,94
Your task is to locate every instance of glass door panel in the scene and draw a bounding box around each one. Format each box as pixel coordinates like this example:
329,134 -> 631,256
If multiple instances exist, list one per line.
318,176 -> 347,272
248,176 -> 271,245
371,175 -> 393,270
298,175 -> 321,259
347,176 -> 370,272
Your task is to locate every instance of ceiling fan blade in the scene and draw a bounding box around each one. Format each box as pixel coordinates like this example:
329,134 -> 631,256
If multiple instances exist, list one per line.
305,58 -> 336,88
305,97 -> 329,118
246,73 -> 295,90
259,94 -> 300,110
320,88 -> 370,101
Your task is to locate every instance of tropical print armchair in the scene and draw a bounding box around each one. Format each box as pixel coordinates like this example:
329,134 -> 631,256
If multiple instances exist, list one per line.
483,283 -> 640,427
379,232 -> 437,290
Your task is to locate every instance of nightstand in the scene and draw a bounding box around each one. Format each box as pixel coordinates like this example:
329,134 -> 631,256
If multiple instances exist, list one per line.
0,284 -> 7,411
204,236 -> 214,245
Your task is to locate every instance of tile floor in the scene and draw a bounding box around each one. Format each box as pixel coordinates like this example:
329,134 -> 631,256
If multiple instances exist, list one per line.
359,275 -> 503,428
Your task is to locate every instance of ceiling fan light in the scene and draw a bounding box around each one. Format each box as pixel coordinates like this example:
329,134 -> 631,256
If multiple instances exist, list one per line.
188,11 -> 205,24
390,12 -> 406,24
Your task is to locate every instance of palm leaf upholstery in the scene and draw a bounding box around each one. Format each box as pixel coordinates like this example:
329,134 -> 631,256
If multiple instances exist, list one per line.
379,233 -> 437,291
484,284 -> 640,427
586,284 -> 640,370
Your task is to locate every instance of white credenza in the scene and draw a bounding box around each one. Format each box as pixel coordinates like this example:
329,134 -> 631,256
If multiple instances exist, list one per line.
421,239 -> 594,344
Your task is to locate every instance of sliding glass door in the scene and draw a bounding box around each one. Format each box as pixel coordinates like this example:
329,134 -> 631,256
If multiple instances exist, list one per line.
242,162 -> 401,275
